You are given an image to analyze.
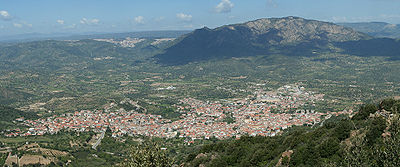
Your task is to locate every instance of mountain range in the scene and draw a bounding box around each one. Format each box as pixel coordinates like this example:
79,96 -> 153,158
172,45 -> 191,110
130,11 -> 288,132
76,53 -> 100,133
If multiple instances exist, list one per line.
338,22 -> 400,39
155,17 -> 400,65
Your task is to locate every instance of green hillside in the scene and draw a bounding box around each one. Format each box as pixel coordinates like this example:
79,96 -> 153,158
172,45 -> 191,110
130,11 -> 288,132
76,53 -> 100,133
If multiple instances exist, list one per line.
0,105 -> 38,129
183,98 -> 400,166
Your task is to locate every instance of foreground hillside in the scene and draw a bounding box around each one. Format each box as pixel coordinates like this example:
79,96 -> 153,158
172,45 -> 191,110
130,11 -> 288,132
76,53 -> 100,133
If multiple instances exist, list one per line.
2,98 -> 398,167
183,98 -> 400,167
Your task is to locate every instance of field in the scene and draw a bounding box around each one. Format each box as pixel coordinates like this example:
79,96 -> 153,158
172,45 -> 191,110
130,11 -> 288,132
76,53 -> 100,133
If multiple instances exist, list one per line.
0,136 -> 53,144
19,154 -> 52,166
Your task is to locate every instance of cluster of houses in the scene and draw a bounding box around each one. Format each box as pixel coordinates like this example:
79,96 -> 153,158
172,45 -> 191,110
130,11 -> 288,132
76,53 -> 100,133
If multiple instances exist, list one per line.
5,85 -> 353,141
93,37 -> 145,47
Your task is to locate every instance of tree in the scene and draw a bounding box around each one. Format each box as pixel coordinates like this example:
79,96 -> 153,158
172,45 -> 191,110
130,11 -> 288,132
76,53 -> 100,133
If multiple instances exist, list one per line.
318,138 -> 340,158
365,117 -> 386,145
281,156 -> 290,166
352,104 -> 377,120
342,135 -> 374,167
125,142 -> 174,167
344,115 -> 400,167
379,98 -> 397,112
334,120 -> 353,141
374,115 -> 400,166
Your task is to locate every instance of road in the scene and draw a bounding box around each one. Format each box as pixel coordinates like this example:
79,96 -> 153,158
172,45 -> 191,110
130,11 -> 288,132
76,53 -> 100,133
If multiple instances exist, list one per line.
92,131 -> 105,150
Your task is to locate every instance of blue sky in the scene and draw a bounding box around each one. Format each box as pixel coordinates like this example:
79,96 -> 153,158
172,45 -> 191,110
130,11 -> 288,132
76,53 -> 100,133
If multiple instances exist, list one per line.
0,0 -> 400,36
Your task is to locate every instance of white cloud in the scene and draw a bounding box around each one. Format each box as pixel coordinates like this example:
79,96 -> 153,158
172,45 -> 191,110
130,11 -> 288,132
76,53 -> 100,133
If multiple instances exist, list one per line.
80,18 -> 100,25
215,0 -> 234,13
13,23 -> 22,28
56,19 -> 65,25
0,10 -> 12,21
176,13 -> 192,22
134,16 -> 145,24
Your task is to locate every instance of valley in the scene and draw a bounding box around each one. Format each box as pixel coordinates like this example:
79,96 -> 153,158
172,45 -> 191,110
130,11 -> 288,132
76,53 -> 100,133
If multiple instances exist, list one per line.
0,16 -> 399,166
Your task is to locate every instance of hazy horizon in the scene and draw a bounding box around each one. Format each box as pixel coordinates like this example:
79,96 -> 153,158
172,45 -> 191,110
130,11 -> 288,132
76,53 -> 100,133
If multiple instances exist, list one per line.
1,0 -> 400,37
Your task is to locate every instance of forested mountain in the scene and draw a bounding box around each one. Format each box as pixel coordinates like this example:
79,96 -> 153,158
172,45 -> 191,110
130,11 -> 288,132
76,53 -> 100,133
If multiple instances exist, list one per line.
335,38 -> 400,60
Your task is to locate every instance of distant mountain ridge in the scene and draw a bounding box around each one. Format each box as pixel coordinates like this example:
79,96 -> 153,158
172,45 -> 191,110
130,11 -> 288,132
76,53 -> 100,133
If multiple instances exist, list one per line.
233,16 -> 369,43
338,22 -> 400,38
155,16 -> 371,65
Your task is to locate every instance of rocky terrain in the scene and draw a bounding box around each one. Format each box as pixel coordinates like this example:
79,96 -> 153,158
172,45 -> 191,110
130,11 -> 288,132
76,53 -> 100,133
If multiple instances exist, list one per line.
155,16 -> 371,65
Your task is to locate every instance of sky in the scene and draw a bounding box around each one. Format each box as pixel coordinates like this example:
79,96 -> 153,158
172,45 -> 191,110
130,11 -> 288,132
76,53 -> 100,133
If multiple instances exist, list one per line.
0,0 -> 400,36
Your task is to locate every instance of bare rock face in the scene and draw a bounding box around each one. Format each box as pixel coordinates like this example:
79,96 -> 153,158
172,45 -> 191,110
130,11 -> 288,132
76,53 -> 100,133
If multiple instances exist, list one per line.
225,16 -> 370,44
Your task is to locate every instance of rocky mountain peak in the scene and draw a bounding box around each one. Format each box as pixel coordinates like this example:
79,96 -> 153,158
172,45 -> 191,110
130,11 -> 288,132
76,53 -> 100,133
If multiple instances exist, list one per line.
155,17 -> 374,65
237,16 -> 370,43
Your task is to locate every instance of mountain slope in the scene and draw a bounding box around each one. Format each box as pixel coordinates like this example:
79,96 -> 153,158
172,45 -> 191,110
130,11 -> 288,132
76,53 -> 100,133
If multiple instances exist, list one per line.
0,105 -> 38,129
334,38 -> 400,60
155,16 -> 371,65
338,22 -> 400,39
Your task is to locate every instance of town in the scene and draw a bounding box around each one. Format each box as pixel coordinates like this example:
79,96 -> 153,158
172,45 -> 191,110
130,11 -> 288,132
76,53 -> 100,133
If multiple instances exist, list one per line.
5,85 -> 353,142
93,37 -> 175,48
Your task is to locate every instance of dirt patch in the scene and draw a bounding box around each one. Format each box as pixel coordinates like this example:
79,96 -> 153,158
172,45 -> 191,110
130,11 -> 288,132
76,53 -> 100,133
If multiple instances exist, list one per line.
5,154 -> 18,167
70,140 -> 79,147
19,155 -> 51,166
276,150 -> 293,166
